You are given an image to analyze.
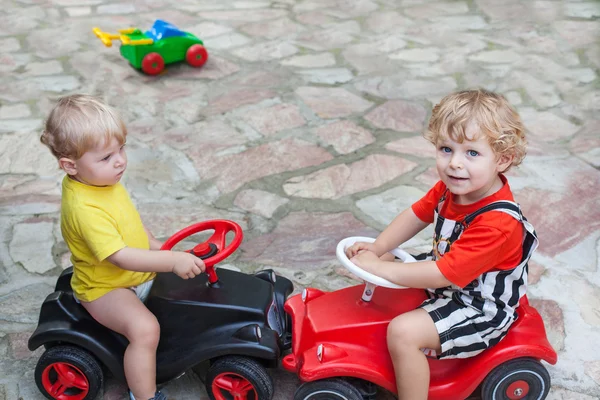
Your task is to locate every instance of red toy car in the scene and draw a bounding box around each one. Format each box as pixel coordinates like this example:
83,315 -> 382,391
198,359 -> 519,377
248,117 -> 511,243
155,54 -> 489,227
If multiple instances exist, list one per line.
283,237 -> 557,400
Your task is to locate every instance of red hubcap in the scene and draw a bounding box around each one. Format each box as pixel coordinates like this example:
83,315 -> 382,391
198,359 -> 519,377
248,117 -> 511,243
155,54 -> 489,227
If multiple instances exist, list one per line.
506,380 -> 530,399
212,372 -> 256,400
41,362 -> 89,400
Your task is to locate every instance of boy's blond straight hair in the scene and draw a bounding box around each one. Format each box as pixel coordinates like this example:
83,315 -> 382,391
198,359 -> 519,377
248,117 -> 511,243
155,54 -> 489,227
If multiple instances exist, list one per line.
41,94 -> 127,160
425,89 -> 527,169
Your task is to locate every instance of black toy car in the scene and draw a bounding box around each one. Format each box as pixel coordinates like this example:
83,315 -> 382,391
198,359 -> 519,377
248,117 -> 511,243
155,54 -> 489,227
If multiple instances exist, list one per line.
28,220 -> 293,400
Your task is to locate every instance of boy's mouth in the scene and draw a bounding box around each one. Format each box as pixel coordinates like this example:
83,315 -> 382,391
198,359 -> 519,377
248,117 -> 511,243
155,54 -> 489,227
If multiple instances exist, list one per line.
448,175 -> 468,181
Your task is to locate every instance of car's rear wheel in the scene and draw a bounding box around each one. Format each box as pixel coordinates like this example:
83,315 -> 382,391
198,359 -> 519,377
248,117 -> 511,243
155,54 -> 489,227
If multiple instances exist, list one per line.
294,378 -> 363,400
34,345 -> 103,400
481,358 -> 551,400
141,52 -> 165,75
206,356 -> 273,400
186,44 -> 208,68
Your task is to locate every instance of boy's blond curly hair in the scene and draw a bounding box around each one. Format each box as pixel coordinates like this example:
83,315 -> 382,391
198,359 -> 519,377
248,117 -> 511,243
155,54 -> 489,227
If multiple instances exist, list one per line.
424,89 -> 527,170
41,94 -> 127,160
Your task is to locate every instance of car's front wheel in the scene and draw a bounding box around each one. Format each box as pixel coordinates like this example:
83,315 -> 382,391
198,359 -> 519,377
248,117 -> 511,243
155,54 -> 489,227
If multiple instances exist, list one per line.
481,358 -> 551,400
294,378 -> 364,400
206,356 -> 273,400
186,44 -> 208,68
34,345 -> 103,400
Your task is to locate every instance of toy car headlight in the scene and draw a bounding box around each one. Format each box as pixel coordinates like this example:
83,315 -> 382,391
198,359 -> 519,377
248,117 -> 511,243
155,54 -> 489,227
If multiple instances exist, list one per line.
271,271 -> 276,283
255,325 -> 262,339
317,344 -> 323,362
302,288 -> 307,302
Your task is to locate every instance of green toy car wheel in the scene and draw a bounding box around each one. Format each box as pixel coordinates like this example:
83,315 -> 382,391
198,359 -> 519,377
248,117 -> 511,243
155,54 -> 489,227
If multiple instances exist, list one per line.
186,44 -> 208,68
142,52 -> 165,75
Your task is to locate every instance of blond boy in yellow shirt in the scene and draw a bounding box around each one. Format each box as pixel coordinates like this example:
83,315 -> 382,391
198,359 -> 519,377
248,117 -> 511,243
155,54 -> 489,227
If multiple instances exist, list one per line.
41,94 -> 205,400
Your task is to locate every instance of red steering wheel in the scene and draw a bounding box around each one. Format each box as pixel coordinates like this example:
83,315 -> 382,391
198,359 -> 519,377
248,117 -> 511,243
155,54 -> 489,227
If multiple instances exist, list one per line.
160,220 -> 243,284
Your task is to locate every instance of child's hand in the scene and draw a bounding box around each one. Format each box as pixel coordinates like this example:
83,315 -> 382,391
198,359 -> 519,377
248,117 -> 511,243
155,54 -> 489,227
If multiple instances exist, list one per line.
171,251 -> 206,279
351,250 -> 381,275
345,241 -> 378,258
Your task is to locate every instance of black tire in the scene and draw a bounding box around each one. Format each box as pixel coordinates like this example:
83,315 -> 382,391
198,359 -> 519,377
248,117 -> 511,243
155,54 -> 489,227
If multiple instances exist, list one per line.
481,358 -> 551,400
294,378 -> 364,400
205,356 -> 273,400
34,345 -> 103,400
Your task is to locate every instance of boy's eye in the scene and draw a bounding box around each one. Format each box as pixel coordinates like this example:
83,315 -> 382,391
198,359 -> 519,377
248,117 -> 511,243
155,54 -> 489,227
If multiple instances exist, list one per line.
467,150 -> 479,157
440,146 -> 452,153
101,155 -> 111,161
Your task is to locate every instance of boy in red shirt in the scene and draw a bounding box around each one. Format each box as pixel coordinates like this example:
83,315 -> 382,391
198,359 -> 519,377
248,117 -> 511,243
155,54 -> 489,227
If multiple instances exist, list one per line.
346,89 -> 538,399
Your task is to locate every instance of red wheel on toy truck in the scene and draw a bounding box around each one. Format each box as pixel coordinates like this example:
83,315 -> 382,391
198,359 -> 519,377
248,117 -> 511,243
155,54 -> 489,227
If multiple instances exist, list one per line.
34,345 -> 103,400
186,44 -> 208,67
481,358 -> 551,400
206,356 -> 273,400
141,52 -> 165,75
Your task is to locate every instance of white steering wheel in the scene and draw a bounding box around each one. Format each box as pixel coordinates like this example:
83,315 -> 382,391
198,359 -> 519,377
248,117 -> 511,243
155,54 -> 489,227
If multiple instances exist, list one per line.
336,236 -> 417,301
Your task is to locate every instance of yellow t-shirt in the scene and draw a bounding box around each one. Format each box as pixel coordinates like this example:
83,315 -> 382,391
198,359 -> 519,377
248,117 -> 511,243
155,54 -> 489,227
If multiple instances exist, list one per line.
61,176 -> 155,302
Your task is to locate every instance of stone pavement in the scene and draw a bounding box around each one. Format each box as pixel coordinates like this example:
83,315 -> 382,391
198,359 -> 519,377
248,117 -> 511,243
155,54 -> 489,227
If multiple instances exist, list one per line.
1,0 -> 599,399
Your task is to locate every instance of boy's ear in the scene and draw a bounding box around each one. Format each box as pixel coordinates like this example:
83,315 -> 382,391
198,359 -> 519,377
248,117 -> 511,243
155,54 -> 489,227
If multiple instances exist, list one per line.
58,157 -> 78,176
496,154 -> 514,173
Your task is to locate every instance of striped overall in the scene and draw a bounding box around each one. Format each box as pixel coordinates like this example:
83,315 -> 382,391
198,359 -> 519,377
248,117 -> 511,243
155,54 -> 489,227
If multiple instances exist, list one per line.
417,193 -> 539,359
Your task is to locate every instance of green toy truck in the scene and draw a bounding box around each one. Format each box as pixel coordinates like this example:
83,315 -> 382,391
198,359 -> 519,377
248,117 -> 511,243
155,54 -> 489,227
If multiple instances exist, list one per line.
93,19 -> 208,75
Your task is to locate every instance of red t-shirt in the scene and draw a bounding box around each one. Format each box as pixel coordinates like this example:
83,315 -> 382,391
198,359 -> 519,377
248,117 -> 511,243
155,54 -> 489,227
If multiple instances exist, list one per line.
411,175 -> 524,288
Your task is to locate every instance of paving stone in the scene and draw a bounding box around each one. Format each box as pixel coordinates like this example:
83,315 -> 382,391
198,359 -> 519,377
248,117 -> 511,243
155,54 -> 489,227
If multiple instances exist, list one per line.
185,22 -> 232,38
241,17 -> 305,39
0,132 -> 58,175
295,21 -> 360,51
191,138 -> 333,193
281,53 -> 336,68
554,21 -> 600,48
239,211 -> 378,269
516,158 -> 600,259
0,53 -> 33,74
528,261 -> 546,286
355,76 -> 457,100
295,10 -> 336,25
570,120 -> 600,168
389,48 -> 440,62
365,100 -> 427,133
64,6 -> 92,16
283,154 -> 417,199
0,283 -> 53,324
564,2 -> 600,19
404,2 -> 469,18
529,299 -> 565,352
296,86 -> 373,119
197,9 -> 287,23
0,38 -> 21,52
97,3 -> 136,13
203,88 -> 276,116
386,135 -> 436,159
24,60 -> 63,76
518,108 -> 580,141
469,50 -> 521,64
0,103 -> 31,119
314,120 -> 375,155
205,32 -> 251,50
243,103 -> 306,136
232,40 -> 298,61
9,221 -> 55,274
294,68 -> 354,84
342,44 -> 397,76
234,189 -> 289,218
365,10 -> 414,33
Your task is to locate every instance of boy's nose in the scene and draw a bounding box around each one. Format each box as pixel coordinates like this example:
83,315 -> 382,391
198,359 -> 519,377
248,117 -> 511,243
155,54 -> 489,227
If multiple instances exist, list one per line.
449,154 -> 463,169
